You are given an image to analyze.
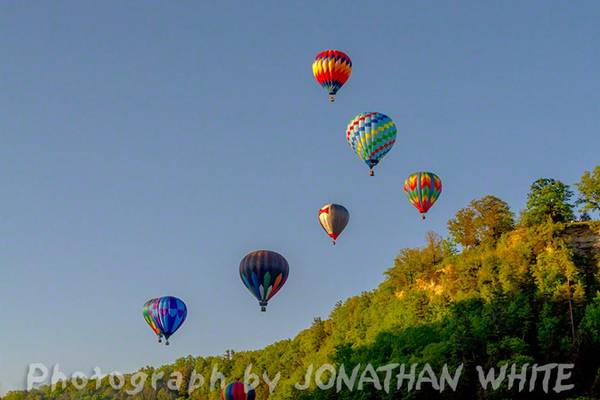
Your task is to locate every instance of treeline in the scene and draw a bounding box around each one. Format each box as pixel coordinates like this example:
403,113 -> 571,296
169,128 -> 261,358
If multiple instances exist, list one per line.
3,166 -> 600,400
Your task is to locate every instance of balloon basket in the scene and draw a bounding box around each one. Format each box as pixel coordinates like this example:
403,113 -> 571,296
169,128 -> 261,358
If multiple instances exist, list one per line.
328,94 -> 336,102
261,306 -> 266,312
369,170 -> 374,177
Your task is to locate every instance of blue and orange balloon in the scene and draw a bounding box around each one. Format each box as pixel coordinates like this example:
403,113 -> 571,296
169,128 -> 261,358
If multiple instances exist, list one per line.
240,250 -> 289,312
222,381 -> 255,400
312,50 -> 352,102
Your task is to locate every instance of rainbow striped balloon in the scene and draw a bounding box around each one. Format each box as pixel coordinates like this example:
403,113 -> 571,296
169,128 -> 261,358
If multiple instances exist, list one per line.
346,112 -> 397,176
404,172 -> 442,219
312,50 -> 352,102
148,298 -> 164,336
142,298 -> 162,342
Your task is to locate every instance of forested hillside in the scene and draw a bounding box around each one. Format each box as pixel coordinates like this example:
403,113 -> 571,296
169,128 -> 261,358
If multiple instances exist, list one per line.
3,168 -> 600,400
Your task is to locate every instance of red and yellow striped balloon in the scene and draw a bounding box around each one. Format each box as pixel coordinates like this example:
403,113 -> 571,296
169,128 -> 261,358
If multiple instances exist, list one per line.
312,50 -> 352,102
404,172 -> 442,219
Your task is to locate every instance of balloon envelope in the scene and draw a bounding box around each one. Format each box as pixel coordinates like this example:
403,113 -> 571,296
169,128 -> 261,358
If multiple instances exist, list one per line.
318,204 -> 349,244
143,298 -> 161,337
346,112 -> 397,175
222,381 -> 255,400
156,296 -> 187,342
404,172 -> 442,218
148,298 -> 164,334
312,50 -> 352,102
240,250 -> 289,312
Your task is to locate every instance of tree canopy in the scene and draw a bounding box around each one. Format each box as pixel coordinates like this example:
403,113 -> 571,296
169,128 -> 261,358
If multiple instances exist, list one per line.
576,166 -> 600,215
521,178 -> 575,225
447,195 -> 514,248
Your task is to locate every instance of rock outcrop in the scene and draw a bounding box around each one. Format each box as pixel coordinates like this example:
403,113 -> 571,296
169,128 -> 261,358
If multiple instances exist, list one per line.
564,222 -> 600,260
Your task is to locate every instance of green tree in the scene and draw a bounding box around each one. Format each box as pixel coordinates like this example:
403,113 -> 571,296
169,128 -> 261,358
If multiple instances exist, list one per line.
576,166 -> 600,215
385,232 -> 449,290
521,178 -> 574,225
579,294 -> 600,345
534,240 -> 585,342
447,195 -> 514,248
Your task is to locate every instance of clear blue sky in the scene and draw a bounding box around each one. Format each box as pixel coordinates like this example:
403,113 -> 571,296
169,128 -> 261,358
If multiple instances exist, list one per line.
1,1 -> 598,394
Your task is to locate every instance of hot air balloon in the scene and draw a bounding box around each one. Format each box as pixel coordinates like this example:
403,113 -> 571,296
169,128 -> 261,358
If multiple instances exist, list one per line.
222,381 -> 255,400
346,112 -> 397,176
156,296 -> 187,345
318,203 -> 349,245
148,297 -> 165,339
143,298 -> 163,343
404,172 -> 442,219
312,50 -> 352,102
240,250 -> 289,312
